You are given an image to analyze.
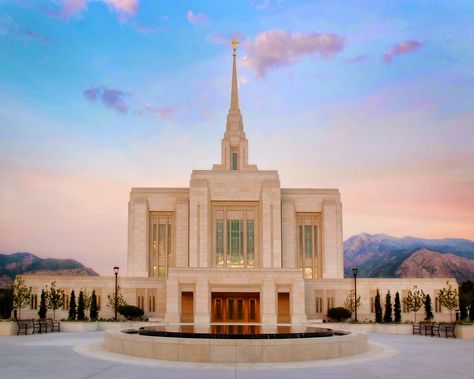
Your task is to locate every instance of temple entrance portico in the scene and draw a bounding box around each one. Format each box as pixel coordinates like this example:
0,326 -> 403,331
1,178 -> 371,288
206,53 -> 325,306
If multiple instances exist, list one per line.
164,268 -> 307,325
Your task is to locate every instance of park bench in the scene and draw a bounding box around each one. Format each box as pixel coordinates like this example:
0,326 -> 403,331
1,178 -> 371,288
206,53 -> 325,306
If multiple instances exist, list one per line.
413,321 -> 432,335
33,319 -> 49,334
16,319 -> 33,335
432,322 -> 456,338
47,318 -> 60,332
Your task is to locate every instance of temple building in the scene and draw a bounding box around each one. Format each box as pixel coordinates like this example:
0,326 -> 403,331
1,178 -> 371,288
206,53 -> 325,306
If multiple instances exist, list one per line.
22,41 -> 454,323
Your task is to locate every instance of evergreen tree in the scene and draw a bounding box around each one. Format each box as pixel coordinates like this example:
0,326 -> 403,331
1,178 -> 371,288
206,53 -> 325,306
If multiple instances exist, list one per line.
394,291 -> 402,323
383,290 -> 393,323
38,289 -> 48,320
77,290 -> 85,320
90,290 -> 98,320
375,289 -> 383,323
424,294 -> 434,320
68,290 -> 77,320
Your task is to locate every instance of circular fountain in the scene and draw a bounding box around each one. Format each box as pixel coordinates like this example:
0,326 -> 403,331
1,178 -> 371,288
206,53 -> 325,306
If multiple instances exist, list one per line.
104,324 -> 369,363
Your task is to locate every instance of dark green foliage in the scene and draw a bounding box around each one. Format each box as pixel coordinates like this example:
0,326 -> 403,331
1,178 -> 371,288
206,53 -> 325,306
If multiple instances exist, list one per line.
327,307 -> 351,322
0,288 -> 13,319
394,291 -> 402,323
77,291 -> 85,320
68,290 -> 76,320
425,294 -> 434,320
375,289 -> 383,323
459,280 -> 474,320
118,305 -> 145,320
90,290 -> 98,320
383,290 -> 393,323
38,290 -> 47,320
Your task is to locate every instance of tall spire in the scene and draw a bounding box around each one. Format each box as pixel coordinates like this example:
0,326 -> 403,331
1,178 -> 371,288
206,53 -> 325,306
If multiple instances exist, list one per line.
212,37 -> 257,172
230,37 -> 240,112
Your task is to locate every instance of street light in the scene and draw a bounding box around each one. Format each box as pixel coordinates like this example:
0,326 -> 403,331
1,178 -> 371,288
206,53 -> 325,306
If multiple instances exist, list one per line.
113,266 -> 119,321
352,268 -> 358,322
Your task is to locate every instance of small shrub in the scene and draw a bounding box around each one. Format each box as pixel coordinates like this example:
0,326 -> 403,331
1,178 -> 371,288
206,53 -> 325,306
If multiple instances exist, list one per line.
327,307 -> 351,322
118,305 -> 144,320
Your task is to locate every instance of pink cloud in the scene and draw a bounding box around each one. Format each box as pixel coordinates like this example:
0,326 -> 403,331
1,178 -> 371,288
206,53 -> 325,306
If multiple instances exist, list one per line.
241,30 -> 344,77
345,55 -> 367,64
144,102 -> 173,119
83,86 -> 129,114
103,0 -> 138,15
43,0 -> 137,21
384,40 -> 422,64
186,10 -> 210,27
207,32 -> 245,45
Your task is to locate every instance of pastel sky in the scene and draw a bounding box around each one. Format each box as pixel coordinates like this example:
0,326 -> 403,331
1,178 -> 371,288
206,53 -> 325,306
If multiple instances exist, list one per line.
1,0 -> 473,275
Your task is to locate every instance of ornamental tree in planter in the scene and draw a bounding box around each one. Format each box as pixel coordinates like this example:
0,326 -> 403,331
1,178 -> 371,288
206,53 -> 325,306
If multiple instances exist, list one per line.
404,285 -> 425,323
438,281 -> 459,321
47,281 -> 65,321
11,276 -> 32,319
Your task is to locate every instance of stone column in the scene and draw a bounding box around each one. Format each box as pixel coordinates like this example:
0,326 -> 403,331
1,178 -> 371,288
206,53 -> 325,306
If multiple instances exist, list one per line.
291,277 -> 307,324
194,278 -> 210,324
261,279 -> 276,324
164,277 -> 180,323
127,197 -> 149,277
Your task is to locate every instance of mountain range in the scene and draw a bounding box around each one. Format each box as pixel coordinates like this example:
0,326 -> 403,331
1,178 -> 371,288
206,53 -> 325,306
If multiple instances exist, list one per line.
0,252 -> 98,288
1,233 -> 473,288
344,233 -> 474,282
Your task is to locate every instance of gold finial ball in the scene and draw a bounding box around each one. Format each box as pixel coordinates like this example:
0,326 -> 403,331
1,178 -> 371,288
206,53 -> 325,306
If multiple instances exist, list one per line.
231,37 -> 239,55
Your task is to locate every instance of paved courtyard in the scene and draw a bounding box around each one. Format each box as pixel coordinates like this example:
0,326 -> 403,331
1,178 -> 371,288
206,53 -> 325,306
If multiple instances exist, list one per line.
0,331 -> 473,379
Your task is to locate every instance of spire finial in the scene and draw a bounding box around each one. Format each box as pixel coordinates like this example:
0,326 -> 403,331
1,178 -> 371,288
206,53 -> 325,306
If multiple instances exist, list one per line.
231,37 -> 239,56
229,37 -> 240,111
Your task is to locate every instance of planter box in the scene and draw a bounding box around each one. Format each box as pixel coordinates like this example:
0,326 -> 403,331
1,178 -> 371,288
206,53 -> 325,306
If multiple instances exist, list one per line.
456,325 -> 474,340
0,322 -> 17,336
61,321 -> 99,332
374,324 -> 412,335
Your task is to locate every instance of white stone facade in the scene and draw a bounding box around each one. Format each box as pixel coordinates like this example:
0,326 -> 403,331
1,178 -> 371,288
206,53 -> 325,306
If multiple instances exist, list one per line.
21,47 -> 456,323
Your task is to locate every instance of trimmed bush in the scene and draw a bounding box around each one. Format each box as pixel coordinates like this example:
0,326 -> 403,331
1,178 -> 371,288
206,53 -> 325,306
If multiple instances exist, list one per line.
394,291 -> 402,323
77,291 -> 85,320
90,290 -> 98,320
68,290 -> 76,320
375,289 -> 383,323
118,305 -> 144,320
327,307 -> 351,322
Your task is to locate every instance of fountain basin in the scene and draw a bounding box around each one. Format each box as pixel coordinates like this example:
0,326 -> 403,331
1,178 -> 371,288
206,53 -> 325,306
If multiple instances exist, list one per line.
104,324 -> 369,363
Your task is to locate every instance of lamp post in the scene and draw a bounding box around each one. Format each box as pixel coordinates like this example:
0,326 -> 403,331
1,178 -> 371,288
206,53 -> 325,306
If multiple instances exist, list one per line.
352,268 -> 358,322
113,266 -> 119,321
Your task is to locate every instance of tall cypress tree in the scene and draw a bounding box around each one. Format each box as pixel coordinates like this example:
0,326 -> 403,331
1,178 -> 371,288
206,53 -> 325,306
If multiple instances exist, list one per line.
77,290 -> 85,320
384,290 -> 393,323
90,290 -> 98,321
68,290 -> 77,320
375,289 -> 383,323
425,294 -> 434,320
38,289 -> 48,320
394,291 -> 402,323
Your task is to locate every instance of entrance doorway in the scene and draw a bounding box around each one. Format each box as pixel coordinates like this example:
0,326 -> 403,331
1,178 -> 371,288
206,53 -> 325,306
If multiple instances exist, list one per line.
181,292 -> 194,323
277,292 -> 290,323
211,293 -> 260,323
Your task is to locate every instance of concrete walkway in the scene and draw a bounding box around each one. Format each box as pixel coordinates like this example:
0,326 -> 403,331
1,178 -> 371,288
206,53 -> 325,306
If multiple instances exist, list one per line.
0,331 -> 472,379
